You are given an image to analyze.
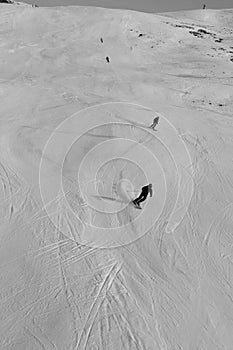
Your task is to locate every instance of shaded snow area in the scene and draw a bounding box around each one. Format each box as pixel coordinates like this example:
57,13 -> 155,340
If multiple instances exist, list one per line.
1,3 -> 233,349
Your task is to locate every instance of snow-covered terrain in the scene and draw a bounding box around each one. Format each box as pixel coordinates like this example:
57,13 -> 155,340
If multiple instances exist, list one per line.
1,2 -> 233,349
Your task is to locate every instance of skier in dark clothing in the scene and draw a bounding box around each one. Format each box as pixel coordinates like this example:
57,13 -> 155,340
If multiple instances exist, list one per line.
149,116 -> 159,130
132,184 -> 153,208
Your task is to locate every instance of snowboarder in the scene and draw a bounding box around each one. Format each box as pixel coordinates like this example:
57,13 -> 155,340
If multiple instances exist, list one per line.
149,116 -> 159,130
132,184 -> 153,208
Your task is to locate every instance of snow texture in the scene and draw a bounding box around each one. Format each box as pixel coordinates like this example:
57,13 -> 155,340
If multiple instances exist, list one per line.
1,3 -> 233,349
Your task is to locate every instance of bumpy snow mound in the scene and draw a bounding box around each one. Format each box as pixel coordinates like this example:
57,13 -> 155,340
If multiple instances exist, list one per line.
160,8 -> 233,27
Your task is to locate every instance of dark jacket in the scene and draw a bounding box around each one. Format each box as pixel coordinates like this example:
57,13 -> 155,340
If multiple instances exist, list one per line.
141,185 -> 152,197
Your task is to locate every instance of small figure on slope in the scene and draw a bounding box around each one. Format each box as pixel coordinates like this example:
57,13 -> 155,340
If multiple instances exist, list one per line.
132,184 -> 153,209
149,116 -> 159,130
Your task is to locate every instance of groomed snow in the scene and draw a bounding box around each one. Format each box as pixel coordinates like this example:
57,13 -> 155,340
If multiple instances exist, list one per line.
1,3 -> 233,349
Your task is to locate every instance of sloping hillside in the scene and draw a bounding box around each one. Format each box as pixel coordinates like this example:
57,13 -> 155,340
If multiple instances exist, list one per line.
1,3 -> 233,349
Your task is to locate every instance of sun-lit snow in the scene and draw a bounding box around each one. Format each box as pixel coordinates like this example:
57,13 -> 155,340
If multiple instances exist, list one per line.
1,2 -> 233,349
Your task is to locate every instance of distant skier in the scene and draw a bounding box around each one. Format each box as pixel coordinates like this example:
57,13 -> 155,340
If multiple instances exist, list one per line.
149,116 -> 159,130
132,184 -> 153,208
106,56 -> 110,63
203,4 -> 206,9
100,37 -> 104,43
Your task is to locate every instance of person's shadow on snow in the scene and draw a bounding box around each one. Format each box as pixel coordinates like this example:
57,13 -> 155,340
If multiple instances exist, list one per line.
91,195 -> 128,204
115,115 -> 158,131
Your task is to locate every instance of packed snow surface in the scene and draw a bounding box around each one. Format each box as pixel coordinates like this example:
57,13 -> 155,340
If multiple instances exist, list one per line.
1,3 -> 233,349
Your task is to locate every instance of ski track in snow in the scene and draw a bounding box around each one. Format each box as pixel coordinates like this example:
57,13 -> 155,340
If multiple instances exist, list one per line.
0,3 -> 233,349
